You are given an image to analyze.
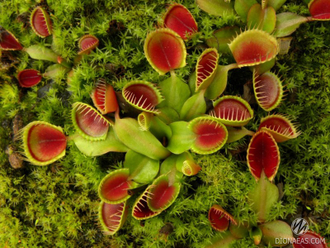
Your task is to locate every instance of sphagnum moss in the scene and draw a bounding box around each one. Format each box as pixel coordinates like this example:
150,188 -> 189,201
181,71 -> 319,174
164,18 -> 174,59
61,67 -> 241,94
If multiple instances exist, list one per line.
0,0 -> 330,247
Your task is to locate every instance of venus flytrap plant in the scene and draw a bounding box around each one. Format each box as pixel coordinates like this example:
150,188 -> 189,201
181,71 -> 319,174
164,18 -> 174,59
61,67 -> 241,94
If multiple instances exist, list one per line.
20,121 -> 67,166
175,151 -> 201,176
113,111 -> 171,160
252,70 -> 284,111
247,130 -> 280,181
144,28 -> 186,75
0,27 -> 23,51
144,28 -> 190,114
77,34 -> 99,55
137,112 -> 172,140
179,48 -> 220,120
161,3 -> 198,40
209,96 -> 254,127
188,116 -> 228,154
99,200 -> 129,235
195,48 -> 219,92
17,69 -> 42,88
71,102 -> 112,141
208,205 -> 237,232
91,78 -> 118,114
7,1 -> 328,246
258,114 -> 300,142
229,29 -> 279,68
98,168 -> 138,204
207,110 -> 302,247
293,231 -> 328,248
122,81 -> 163,114
180,48 -> 220,121
30,6 -> 53,38
132,185 -> 162,220
146,173 -> 181,212
197,0 -> 330,40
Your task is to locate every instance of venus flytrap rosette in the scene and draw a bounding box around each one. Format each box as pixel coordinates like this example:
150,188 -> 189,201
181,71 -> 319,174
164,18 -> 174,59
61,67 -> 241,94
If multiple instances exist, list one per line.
72,129 -> 129,156
72,102 -> 111,141
258,114 -> 300,142
253,70 -> 284,111
247,4 -> 276,33
229,29 -> 279,68
208,205 -> 237,232
209,96 -> 254,127
160,155 -> 184,181
195,48 -> 219,92
158,74 -> 191,114
78,34 -> 99,55
247,130 -> 280,181
124,150 -> 159,184
0,28 -> 23,51
162,3 -> 198,40
157,107 -> 180,124
18,69 -> 42,88
175,151 -> 201,176
122,81 -> 163,114
20,121 -> 67,166
144,28 -> 186,75
132,185 -> 162,220
98,201 -> 128,235
137,112 -> 172,140
147,174 -> 181,212
98,168 -> 137,204
113,111 -> 170,160
188,116 -> 228,155
293,231 -> 328,248
91,79 -> 118,114
309,0 -> 330,20
180,90 -> 206,121
167,121 -> 196,154
30,6 -> 52,38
